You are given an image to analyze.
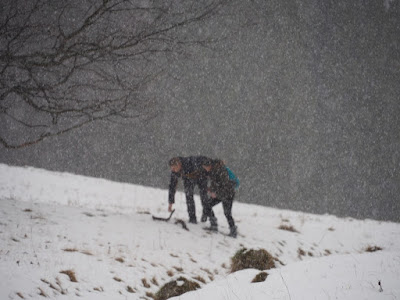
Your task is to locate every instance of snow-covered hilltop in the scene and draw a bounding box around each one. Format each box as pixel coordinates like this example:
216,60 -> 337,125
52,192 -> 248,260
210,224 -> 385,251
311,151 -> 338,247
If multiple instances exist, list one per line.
0,164 -> 399,299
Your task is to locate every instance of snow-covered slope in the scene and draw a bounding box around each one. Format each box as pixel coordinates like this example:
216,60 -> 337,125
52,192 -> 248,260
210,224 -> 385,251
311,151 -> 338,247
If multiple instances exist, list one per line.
1,163 -> 399,300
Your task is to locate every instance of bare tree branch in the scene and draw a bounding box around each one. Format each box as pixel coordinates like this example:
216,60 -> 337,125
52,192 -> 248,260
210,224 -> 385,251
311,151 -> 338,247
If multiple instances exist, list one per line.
0,0 -> 227,148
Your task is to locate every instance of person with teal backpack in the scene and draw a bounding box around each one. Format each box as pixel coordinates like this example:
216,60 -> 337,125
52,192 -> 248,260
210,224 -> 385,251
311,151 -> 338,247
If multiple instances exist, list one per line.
226,166 -> 240,190
201,158 -> 239,238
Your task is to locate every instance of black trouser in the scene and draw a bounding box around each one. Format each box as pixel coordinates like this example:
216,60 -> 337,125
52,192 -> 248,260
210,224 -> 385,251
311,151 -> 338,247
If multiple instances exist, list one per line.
204,196 -> 235,229
183,177 -> 208,220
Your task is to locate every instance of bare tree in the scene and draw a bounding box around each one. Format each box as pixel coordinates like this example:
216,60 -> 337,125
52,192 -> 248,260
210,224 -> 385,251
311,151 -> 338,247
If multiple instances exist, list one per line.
0,0 -> 226,148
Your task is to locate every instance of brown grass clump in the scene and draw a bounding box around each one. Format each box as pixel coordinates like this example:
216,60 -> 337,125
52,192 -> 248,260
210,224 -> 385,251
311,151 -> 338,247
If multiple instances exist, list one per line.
151,276 -> 159,286
193,276 -> 206,284
142,278 -> 151,288
173,266 -> 183,272
38,287 -> 47,297
60,270 -> 77,282
154,277 -> 200,300
126,286 -> 135,293
146,292 -> 155,298
278,224 -> 299,233
166,270 -> 174,277
230,248 -> 276,273
298,248 -> 306,258
251,272 -> 269,283
200,268 -> 212,275
40,279 -> 62,293
115,257 -> 124,263
365,245 -> 383,252
63,248 -> 78,253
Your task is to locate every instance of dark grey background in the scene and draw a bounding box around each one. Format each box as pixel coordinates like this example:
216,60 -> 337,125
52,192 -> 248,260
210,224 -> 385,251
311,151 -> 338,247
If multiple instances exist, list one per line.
1,0 -> 399,222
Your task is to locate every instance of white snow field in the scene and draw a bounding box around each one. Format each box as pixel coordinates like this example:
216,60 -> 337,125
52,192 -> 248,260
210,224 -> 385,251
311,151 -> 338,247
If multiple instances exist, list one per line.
0,163 -> 399,299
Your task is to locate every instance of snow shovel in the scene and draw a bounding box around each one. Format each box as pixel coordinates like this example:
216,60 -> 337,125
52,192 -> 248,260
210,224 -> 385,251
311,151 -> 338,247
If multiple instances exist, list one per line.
152,209 -> 175,221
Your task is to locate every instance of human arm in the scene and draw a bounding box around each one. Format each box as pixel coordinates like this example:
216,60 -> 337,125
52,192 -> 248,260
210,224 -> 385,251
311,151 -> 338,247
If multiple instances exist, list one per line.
168,172 -> 179,207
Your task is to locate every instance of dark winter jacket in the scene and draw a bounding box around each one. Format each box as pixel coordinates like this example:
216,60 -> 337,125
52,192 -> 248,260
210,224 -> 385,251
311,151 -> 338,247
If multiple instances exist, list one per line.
168,156 -> 210,204
207,159 -> 235,201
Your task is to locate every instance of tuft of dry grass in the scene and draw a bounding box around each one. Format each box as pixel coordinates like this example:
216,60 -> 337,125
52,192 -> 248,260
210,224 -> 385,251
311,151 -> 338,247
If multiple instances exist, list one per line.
63,248 -> 92,256
173,266 -> 183,272
126,286 -> 135,293
38,287 -> 47,297
298,248 -> 306,259
41,279 -> 61,293
60,270 -> 77,282
365,245 -> 383,252
278,224 -> 299,233
142,278 -> 151,288
113,277 -> 123,282
23,209 -> 32,213
115,257 -> 124,263
200,268 -> 212,275
93,286 -> 104,292
62,248 -> 78,252
146,291 -> 155,298
55,277 -> 66,294
251,272 -> 269,283
193,276 -> 206,284
166,270 -> 174,277
16,292 -> 25,299
154,277 -> 200,300
231,248 -> 276,273
151,276 -> 159,286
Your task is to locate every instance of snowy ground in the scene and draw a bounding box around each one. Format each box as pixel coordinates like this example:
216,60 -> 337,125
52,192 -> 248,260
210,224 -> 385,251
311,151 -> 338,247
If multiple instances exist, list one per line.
0,163 -> 399,300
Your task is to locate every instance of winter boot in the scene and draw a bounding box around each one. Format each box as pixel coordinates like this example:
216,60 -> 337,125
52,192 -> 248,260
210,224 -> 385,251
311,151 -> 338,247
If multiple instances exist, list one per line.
205,216 -> 218,232
200,214 -> 208,222
228,225 -> 237,238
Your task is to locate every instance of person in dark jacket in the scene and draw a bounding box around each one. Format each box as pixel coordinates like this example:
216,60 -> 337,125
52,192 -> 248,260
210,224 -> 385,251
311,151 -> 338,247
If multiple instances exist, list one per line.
202,158 -> 237,238
168,156 -> 212,224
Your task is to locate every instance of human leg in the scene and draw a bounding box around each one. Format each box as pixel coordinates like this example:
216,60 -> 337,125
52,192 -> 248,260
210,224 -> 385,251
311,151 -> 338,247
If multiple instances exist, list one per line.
222,200 -> 237,237
197,178 -> 210,222
205,198 -> 220,231
183,179 -> 196,223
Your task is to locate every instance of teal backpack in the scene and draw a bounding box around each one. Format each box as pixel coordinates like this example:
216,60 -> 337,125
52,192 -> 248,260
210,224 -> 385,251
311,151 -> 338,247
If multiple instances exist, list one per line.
226,166 -> 240,189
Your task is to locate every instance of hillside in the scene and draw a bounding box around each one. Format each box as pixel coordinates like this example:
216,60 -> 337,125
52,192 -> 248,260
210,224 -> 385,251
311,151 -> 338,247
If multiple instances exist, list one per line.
0,164 -> 399,299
